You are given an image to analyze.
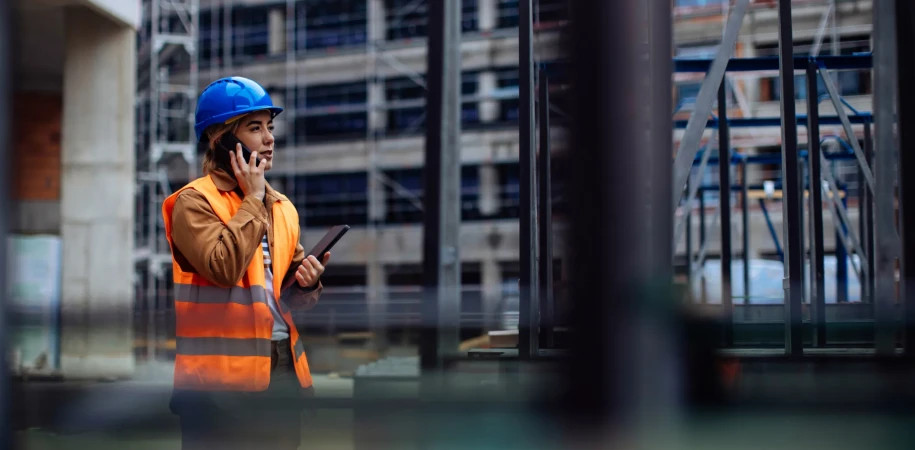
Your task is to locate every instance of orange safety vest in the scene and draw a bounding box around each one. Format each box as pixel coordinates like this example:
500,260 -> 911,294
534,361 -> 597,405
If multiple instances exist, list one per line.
161,175 -> 313,391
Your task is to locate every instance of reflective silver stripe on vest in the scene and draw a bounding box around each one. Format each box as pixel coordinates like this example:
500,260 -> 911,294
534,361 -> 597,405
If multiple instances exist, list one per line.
176,337 -> 272,357
294,338 -> 305,360
175,283 -> 268,306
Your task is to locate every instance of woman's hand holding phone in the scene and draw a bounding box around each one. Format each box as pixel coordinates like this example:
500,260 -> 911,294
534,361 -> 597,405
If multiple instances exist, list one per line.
228,143 -> 266,201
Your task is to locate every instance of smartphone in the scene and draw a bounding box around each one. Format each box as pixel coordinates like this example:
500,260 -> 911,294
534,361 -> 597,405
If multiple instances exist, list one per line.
282,225 -> 350,290
215,132 -> 261,171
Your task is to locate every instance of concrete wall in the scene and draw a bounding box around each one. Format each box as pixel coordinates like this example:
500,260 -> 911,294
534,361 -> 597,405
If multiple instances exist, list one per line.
59,6 -> 136,379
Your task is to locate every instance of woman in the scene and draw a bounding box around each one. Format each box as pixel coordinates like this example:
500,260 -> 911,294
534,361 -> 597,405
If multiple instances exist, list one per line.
162,76 -> 329,449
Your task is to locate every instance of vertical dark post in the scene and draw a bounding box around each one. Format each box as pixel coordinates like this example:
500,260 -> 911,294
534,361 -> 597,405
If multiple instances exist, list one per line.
863,122 -> 875,304
422,0 -> 462,371
897,0 -> 915,357
687,179 -> 693,280
807,60 -> 826,347
699,191 -> 706,250
742,160 -> 750,304
565,0 -> 674,420
718,83 -> 733,346
778,0 -> 804,357
538,72 -> 555,349
0,0 -> 10,446
874,0 -> 900,356
518,0 -> 540,359
837,199 -> 849,303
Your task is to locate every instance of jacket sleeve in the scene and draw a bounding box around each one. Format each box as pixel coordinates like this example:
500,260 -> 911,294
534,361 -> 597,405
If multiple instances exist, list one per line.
280,240 -> 323,310
170,189 -> 269,287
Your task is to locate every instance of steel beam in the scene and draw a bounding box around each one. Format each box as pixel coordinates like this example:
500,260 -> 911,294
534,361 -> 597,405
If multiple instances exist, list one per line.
873,0 -> 899,356
565,0 -> 674,419
518,0 -> 540,359
818,65 -> 876,192
806,60 -> 827,348
898,0 -> 915,357
0,0 -> 10,444
741,160 -> 750,305
538,72 -> 555,349
777,0 -> 804,357
672,0 -> 749,218
421,0 -> 462,370
718,83 -> 734,346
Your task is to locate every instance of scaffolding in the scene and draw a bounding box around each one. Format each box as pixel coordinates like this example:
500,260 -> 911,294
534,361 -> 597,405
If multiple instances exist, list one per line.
135,0 -> 199,362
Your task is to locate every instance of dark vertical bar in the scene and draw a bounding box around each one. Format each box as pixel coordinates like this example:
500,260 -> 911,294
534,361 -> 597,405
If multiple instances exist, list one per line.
699,190 -> 706,250
565,0 -> 674,420
687,178 -> 693,280
718,83 -> 734,346
896,0 -> 915,338
421,0 -> 461,371
538,72 -> 555,349
0,0 -> 10,445
742,160 -> 750,304
518,0 -> 540,359
778,0 -> 804,357
807,60 -> 826,347
863,122 -> 875,304
898,0 -> 915,357
837,199 -> 849,303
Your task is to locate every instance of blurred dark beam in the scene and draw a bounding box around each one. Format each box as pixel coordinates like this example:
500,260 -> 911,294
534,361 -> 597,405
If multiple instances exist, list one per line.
565,0 -> 675,420
897,0 -> 915,356
421,0 -> 461,371
777,0 -> 804,357
0,0 -> 10,446
518,0 -> 540,359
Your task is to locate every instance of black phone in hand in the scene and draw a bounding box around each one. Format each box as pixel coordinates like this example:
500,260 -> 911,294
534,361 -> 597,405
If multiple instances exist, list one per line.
215,132 -> 261,171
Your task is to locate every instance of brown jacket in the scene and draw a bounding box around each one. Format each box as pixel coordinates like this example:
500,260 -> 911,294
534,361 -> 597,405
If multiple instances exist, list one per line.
169,169 -> 322,309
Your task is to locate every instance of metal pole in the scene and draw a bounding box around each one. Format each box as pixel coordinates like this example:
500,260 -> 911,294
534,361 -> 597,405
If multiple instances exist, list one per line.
687,179 -> 693,281
777,0 -> 804,357
898,0 -> 915,357
565,0 -> 674,420
519,0 -> 540,359
718,83 -> 734,346
538,72 -> 555,349
873,0 -> 899,356
421,0 -> 462,371
837,196 -> 849,303
742,160 -> 750,304
807,60 -> 826,347
863,122 -> 875,304
0,0 -> 11,444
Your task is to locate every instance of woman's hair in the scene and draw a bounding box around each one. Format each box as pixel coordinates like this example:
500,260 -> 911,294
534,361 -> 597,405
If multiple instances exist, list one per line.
200,118 -> 242,175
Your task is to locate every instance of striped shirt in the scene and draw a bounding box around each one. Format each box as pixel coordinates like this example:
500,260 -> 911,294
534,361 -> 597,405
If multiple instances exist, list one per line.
262,234 -> 271,267
262,233 -> 289,341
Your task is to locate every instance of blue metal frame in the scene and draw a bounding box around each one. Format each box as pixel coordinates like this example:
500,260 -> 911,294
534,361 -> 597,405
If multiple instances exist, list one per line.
674,54 -> 873,73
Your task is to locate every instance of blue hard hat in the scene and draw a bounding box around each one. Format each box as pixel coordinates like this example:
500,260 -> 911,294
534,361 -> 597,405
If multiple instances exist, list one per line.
194,76 -> 284,140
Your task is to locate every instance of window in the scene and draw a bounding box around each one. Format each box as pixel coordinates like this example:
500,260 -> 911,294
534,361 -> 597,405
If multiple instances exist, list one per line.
385,0 -> 478,41
294,82 -> 368,140
295,0 -> 367,50
290,172 -> 369,227
384,72 -> 481,134
232,5 -> 270,60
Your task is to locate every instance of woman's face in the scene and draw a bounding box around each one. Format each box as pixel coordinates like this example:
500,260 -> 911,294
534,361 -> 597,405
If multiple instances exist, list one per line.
233,110 -> 276,171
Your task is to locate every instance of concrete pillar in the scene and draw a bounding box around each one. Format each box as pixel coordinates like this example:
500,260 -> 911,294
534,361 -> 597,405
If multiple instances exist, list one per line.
368,0 -> 386,43
268,8 -> 286,55
368,80 -> 387,131
477,71 -> 499,123
481,257 -> 502,331
368,169 -> 387,221
478,0 -> 498,32
367,257 -> 388,351
478,163 -> 499,215
60,7 -> 135,378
